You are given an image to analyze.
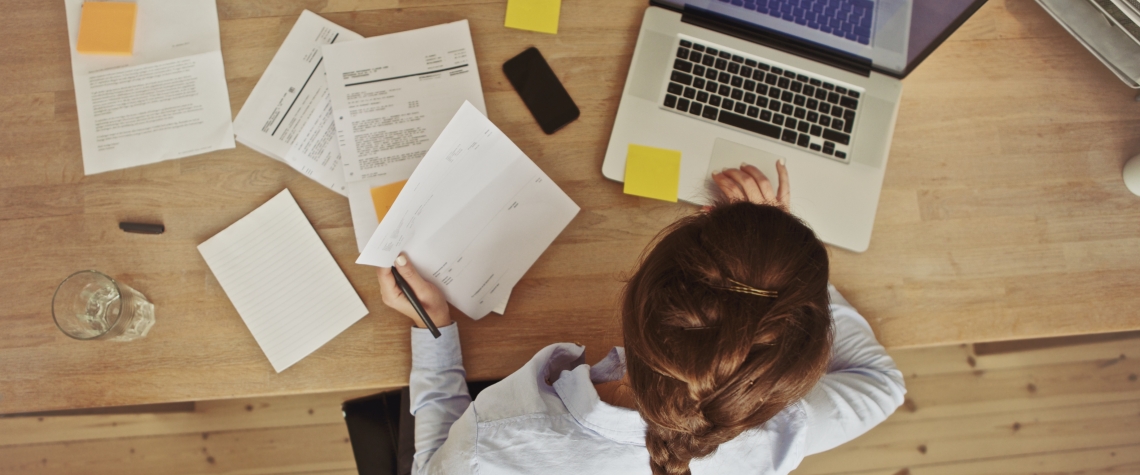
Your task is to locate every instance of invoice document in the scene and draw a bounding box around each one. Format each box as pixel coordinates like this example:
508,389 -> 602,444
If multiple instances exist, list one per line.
323,20 -> 486,184
357,102 -> 579,319
64,0 -> 235,175
234,11 -> 363,196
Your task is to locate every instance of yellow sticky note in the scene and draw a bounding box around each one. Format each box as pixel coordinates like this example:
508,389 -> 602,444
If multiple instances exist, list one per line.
623,144 -> 681,202
77,2 -> 137,56
370,180 -> 407,222
505,0 -> 562,35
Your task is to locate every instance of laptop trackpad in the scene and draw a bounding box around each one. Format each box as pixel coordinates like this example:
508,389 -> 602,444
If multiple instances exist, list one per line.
704,138 -> 785,199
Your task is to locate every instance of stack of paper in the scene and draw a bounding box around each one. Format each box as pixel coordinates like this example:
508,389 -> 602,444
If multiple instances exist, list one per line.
357,102 -> 580,319
63,0 -> 235,175
198,189 -> 369,372
233,11 -> 363,196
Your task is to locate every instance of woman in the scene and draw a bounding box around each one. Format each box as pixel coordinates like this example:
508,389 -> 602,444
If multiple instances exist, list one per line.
377,163 -> 905,475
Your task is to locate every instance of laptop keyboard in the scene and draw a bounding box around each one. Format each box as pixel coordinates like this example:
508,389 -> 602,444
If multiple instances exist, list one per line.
716,0 -> 874,45
662,35 -> 862,163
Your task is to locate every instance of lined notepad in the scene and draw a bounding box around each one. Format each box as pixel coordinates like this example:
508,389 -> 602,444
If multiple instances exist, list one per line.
198,189 -> 369,372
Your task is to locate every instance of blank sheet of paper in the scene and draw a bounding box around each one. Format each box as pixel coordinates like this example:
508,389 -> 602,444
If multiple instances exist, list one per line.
198,189 -> 368,373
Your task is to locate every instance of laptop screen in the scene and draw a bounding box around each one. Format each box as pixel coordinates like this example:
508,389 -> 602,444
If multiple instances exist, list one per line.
657,0 -> 985,76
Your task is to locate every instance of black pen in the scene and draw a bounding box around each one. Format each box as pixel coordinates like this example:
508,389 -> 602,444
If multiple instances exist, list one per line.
392,264 -> 441,338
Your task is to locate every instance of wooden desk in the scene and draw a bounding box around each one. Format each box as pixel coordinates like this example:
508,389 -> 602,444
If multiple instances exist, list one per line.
1,0 -> 1137,415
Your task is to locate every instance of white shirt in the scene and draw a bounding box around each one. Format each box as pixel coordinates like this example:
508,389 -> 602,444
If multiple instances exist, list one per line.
407,285 -> 906,475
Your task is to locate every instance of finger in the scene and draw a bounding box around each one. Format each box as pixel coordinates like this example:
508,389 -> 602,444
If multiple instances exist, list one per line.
740,164 -> 775,203
393,253 -> 435,296
376,267 -> 407,307
712,172 -> 746,202
722,168 -> 765,203
775,159 -> 791,207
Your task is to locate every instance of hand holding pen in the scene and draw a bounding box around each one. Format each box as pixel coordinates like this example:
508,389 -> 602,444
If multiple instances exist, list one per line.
376,253 -> 452,337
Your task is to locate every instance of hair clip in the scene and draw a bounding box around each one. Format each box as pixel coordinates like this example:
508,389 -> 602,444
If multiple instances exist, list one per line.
720,278 -> 778,298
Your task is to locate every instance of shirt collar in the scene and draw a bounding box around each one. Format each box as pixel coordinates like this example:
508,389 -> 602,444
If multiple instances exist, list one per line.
552,346 -> 648,445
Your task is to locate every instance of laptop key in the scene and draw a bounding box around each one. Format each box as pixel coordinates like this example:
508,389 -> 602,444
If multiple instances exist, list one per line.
827,92 -> 840,104
819,116 -> 831,127
797,121 -> 810,133
756,63 -> 770,71
719,51 -> 731,59
791,81 -> 803,93
807,111 -> 819,122
731,76 -> 744,88
778,77 -> 791,89
771,66 -> 783,74
822,128 -> 850,145
765,73 -> 779,86
794,107 -> 806,119
709,96 -> 721,107
844,108 -> 857,122
822,82 -> 835,90
803,85 -> 815,96
703,55 -> 716,67
753,70 -> 766,81
773,114 -> 785,126
809,78 -> 821,86
797,74 -> 809,82
706,69 -> 719,80
706,47 -> 719,56
785,118 -> 798,129
694,77 -> 706,89
835,151 -> 847,159
693,44 -> 706,52
831,106 -> 844,118
744,79 -> 756,92
722,99 -> 735,110
689,103 -> 702,115
731,88 -> 743,100
814,89 -> 828,101
674,59 -> 692,73
690,52 -> 703,64
783,71 -> 797,79
735,102 -> 747,114
832,119 -> 845,130
781,103 -> 794,115
768,88 -> 781,99
671,71 -> 693,85
807,98 -> 819,110
744,92 -> 756,104
756,84 -> 768,95
697,91 -> 709,103
693,64 -> 706,76
849,90 -> 860,98
668,82 -> 684,95
840,96 -> 859,109
818,103 -> 831,115
728,63 -> 740,74
781,90 -> 793,102
706,81 -> 718,93
719,72 -> 731,83
781,129 -> 797,143
742,66 -> 753,78
664,94 -> 677,108
680,39 -> 692,48
747,106 -> 760,118
810,124 -> 822,137
823,141 -> 835,155
761,110 -> 773,121
715,59 -> 728,70
683,87 -> 696,99
731,55 -> 744,63
797,133 -> 811,147
835,86 -> 848,94
844,118 -> 854,133
677,47 -> 690,60
702,106 -> 718,120
768,100 -> 781,111
793,95 -> 806,106
677,98 -> 691,111
719,84 -> 731,96
755,96 -> 768,107
809,143 -> 822,151
717,111 -> 781,139
745,59 -> 757,67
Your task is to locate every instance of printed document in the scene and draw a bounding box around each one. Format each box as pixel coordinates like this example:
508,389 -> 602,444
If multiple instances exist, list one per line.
323,20 -> 486,184
356,102 -> 579,319
234,11 -> 363,196
64,0 -> 235,175
198,189 -> 369,373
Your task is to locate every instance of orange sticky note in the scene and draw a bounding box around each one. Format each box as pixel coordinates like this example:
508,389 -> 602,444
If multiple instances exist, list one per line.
77,2 -> 137,56
370,180 -> 407,222
623,144 -> 681,202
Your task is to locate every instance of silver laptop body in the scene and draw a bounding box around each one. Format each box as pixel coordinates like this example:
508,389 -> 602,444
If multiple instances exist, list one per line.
602,0 -> 985,252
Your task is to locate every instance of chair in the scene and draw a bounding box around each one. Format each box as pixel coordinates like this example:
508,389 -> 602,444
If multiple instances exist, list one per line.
342,380 -> 500,475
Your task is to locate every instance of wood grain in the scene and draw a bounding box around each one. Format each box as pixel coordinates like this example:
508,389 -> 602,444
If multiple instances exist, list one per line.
1,0 -> 1139,414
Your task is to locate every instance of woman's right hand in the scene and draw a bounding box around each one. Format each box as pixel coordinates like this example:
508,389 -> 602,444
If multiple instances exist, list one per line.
710,159 -> 790,209
376,253 -> 453,329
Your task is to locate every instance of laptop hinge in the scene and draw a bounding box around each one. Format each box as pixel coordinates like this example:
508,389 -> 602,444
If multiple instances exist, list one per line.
679,5 -> 872,77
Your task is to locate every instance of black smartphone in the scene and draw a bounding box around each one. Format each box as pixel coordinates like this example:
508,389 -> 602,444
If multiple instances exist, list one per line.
502,47 -> 580,134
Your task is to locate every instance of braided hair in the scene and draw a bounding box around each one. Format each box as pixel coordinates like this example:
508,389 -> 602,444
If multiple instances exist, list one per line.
621,202 -> 833,475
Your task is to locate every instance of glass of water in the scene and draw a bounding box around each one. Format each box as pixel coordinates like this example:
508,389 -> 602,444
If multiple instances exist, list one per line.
52,270 -> 155,341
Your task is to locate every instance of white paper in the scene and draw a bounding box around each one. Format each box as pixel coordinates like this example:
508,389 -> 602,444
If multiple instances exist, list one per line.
323,20 -> 487,184
64,0 -> 235,175
198,189 -> 369,373
234,10 -> 364,196
492,290 -> 510,315
356,103 -> 579,319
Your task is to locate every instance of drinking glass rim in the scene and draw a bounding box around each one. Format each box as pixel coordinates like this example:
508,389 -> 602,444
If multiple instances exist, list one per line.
52,270 -> 124,341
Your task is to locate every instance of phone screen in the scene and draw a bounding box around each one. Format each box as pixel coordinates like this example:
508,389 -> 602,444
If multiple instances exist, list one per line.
502,47 -> 580,134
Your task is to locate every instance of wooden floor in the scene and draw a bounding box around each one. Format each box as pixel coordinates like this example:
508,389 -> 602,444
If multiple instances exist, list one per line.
1,335 -> 1137,475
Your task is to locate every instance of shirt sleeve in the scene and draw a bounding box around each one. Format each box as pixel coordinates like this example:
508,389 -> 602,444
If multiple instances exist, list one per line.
799,284 -> 907,456
409,323 -> 472,474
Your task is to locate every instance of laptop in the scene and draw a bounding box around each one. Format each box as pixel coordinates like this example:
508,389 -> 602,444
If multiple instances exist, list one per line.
602,0 -> 987,252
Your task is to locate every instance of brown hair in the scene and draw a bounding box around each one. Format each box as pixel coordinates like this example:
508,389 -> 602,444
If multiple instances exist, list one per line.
621,202 -> 833,475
